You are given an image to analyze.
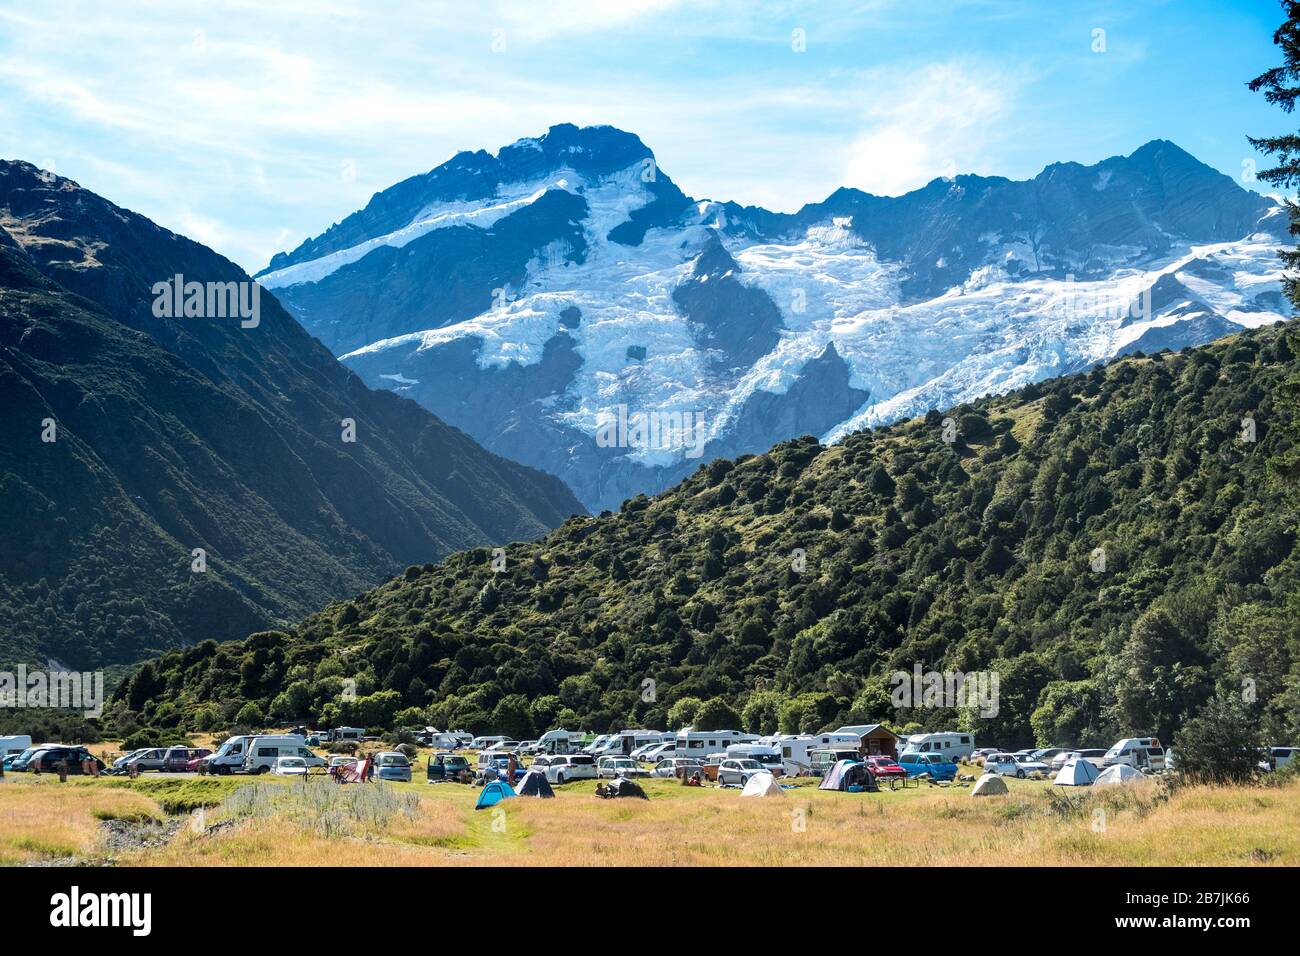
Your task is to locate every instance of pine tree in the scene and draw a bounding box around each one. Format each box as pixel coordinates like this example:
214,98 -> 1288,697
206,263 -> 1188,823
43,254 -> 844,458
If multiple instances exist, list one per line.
1249,1 -> 1300,308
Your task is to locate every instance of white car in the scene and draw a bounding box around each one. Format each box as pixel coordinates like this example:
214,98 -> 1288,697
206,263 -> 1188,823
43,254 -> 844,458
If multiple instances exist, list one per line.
643,742 -> 677,763
984,753 -> 1048,777
272,756 -> 309,776
628,742 -> 662,762
1051,749 -> 1107,771
717,758 -> 765,786
544,754 -> 598,784
652,757 -> 704,778
597,756 -> 647,778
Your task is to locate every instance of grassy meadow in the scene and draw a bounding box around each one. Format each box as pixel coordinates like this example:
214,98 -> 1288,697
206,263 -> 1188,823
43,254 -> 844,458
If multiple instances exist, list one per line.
2,763 -> 1297,867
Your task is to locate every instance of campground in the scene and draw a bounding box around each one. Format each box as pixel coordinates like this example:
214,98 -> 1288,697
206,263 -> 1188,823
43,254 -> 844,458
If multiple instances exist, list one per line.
2,765 -> 1297,867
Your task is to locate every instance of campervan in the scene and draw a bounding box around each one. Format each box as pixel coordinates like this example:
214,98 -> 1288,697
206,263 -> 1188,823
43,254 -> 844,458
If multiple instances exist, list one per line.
806,732 -> 864,752
1103,738 -> 1166,772
416,728 -> 462,750
675,729 -> 759,756
536,729 -> 582,755
760,734 -> 821,775
591,730 -> 669,757
724,744 -> 784,776
900,732 -> 976,762
470,735 -> 507,751
326,726 -> 365,743
0,735 -> 32,758
242,735 -> 325,774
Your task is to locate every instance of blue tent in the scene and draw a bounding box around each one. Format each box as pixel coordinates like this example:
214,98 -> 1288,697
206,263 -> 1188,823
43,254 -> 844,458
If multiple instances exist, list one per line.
475,780 -> 516,810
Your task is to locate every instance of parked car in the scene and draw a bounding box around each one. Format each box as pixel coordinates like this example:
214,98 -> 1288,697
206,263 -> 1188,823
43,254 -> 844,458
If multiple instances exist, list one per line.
974,747 -> 1001,759
1051,749 -> 1108,771
113,748 -> 169,773
544,754 -> 598,784
643,742 -> 678,764
652,757 -> 705,778
26,746 -> 102,774
597,756 -> 647,778
427,752 -> 472,782
6,746 -> 47,772
164,747 -> 210,772
476,751 -> 526,783
865,755 -> 906,781
329,755 -> 359,771
372,752 -> 413,782
272,756 -> 309,777
628,742 -> 662,762
1,754 -> 20,771
1259,746 -> 1296,772
717,758 -> 766,786
898,752 -> 958,781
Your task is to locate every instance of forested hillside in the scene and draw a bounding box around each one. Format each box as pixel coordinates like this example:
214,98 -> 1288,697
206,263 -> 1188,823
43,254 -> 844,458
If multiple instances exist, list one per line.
0,161 -> 581,669
113,322 -> 1300,748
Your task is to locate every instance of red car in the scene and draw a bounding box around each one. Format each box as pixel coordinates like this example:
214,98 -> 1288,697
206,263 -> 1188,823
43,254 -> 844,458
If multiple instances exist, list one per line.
865,755 -> 906,780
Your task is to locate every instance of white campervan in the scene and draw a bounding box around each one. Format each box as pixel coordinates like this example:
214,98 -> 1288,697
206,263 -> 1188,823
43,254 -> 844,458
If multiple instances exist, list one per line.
675,729 -> 758,756
1103,737 -> 1166,772
592,730 -> 669,758
759,734 -> 820,775
469,735 -> 506,751
536,729 -> 582,755
901,732 -> 976,762
243,735 -> 325,774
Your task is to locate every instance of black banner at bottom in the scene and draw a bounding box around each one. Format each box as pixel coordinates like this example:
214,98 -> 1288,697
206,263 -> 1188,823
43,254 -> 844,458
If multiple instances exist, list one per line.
11,865 -> 1283,937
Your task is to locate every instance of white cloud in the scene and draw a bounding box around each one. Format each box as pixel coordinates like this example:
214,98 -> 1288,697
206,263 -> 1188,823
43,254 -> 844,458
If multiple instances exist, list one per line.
842,62 -> 1028,196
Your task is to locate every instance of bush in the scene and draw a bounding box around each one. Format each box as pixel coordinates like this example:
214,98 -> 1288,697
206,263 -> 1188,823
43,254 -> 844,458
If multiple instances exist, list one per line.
1173,694 -> 1261,785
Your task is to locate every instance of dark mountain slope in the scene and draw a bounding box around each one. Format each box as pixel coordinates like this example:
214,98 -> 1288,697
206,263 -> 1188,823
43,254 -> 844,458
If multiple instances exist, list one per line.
0,161 -> 582,668
115,322 -> 1300,749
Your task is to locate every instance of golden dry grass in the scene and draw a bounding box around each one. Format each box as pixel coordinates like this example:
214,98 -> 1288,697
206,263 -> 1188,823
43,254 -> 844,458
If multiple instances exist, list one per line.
3,773 -> 1296,867
0,777 -> 161,864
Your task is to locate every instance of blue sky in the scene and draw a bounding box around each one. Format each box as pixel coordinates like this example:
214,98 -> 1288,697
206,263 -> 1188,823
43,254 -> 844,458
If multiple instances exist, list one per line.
0,0 -> 1290,272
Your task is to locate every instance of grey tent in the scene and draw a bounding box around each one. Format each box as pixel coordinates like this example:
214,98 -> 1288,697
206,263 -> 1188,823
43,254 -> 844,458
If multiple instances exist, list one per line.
741,771 -> 785,798
818,759 -> 879,792
1094,764 -> 1144,787
969,773 -> 1009,797
515,769 -> 555,798
603,776 -> 649,799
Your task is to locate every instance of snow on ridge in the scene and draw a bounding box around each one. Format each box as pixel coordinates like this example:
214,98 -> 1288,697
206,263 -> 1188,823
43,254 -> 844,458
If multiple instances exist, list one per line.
260,174 -> 586,290
343,198 -> 1286,467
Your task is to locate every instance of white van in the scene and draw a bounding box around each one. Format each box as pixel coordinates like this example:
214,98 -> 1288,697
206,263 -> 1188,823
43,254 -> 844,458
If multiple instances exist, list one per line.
1103,738 -> 1166,772
202,735 -> 256,775
243,735 -> 325,774
0,734 -> 32,758
725,744 -> 784,776
470,735 -> 506,751
901,732 -> 975,762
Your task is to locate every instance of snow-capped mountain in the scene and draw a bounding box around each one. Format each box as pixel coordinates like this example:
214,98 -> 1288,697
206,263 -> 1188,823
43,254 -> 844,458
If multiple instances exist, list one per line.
258,124 -> 1290,512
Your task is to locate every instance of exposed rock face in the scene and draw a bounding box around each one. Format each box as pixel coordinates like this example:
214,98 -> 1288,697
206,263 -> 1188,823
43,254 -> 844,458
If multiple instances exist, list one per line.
257,125 -> 1289,512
